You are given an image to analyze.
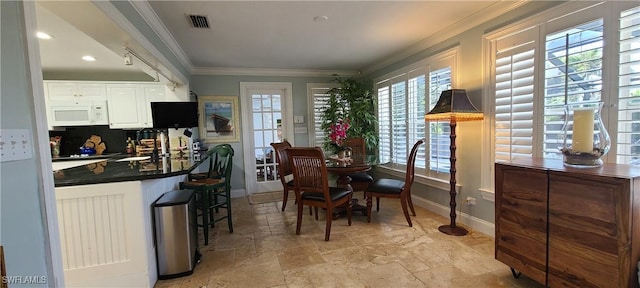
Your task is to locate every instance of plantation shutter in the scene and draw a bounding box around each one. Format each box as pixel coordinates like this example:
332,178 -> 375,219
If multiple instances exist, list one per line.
427,67 -> 452,171
408,70 -> 427,170
494,27 -> 537,162
311,86 -> 332,148
391,80 -> 408,165
616,6 -> 640,165
377,84 -> 391,164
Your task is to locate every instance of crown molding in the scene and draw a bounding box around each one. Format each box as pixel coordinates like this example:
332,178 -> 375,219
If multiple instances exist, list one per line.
361,0 -> 531,76
191,66 -> 360,78
129,1 -> 194,73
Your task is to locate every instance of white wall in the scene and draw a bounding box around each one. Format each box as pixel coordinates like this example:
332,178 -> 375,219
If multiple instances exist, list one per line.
1,1 -> 54,286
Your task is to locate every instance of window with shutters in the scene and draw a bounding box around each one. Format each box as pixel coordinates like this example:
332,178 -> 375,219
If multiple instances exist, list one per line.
482,2 -> 640,193
375,48 -> 458,180
617,6 -> 640,165
308,83 -> 339,149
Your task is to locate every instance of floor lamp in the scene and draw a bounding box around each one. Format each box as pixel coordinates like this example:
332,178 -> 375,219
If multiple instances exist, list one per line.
425,89 -> 484,236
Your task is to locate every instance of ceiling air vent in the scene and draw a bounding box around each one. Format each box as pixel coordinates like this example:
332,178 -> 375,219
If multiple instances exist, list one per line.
187,14 -> 210,28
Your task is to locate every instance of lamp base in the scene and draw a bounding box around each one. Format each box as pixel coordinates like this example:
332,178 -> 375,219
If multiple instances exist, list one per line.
438,225 -> 468,236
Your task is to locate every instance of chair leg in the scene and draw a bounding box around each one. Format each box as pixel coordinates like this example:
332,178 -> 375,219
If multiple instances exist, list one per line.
309,205 -> 312,215
407,193 -> 416,216
226,186 -> 233,233
282,189 -> 289,211
296,199 -> 303,235
400,194 -> 413,227
212,190 -> 218,228
324,207 -> 333,241
347,195 -> 352,227
366,192 -> 372,223
314,207 -> 319,220
376,197 -> 380,212
202,189 -> 210,245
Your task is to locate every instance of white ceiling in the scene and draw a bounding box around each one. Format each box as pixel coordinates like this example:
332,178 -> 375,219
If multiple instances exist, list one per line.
35,2 -> 142,74
36,1 -> 524,77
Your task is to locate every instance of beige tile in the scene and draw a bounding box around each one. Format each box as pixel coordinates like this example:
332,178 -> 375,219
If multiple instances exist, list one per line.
154,196 -> 545,288
207,261 -> 285,288
413,264 -> 466,287
359,262 -> 426,288
277,246 -> 326,271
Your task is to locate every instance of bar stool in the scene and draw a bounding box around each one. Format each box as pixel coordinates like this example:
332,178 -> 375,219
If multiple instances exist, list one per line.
180,144 -> 234,245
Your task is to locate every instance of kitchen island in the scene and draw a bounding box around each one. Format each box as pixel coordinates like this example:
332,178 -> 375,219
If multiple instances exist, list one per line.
52,153 -> 207,287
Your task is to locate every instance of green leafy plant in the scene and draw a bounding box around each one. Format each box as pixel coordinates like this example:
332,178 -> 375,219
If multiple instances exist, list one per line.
321,75 -> 378,155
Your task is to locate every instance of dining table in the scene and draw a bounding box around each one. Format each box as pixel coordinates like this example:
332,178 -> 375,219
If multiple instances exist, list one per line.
325,156 -> 372,219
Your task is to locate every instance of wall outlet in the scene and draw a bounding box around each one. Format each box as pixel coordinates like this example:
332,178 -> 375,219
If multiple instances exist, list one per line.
465,197 -> 476,206
0,129 -> 33,162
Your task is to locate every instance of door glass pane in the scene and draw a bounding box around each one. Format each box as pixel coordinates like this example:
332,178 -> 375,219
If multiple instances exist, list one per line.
253,92 -> 282,182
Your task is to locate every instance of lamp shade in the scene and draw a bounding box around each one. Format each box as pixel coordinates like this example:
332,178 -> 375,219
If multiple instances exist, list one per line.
425,89 -> 484,122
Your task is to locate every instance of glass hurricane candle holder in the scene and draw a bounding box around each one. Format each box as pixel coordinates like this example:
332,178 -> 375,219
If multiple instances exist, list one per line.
559,102 -> 610,167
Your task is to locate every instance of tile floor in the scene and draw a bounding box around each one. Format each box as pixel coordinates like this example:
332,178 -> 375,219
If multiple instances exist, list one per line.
154,193 -> 544,288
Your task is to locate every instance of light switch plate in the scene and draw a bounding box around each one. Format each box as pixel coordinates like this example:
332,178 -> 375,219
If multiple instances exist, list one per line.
293,115 -> 304,124
0,129 -> 33,162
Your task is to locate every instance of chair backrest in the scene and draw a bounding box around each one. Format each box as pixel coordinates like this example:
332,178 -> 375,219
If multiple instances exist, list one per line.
210,144 -> 234,183
343,137 -> 366,164
270,140 -> 292,185
404,139 -> 425,187
286,147 -> 332,202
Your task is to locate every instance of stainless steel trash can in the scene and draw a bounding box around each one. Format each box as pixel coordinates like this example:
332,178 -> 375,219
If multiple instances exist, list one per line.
154,189 -> 199,279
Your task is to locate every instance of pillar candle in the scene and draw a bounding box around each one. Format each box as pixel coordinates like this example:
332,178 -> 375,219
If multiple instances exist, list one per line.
572,108 -> 595,153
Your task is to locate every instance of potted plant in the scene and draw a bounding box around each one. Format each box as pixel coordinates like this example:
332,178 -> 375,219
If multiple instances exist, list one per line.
321,75 -> 378,155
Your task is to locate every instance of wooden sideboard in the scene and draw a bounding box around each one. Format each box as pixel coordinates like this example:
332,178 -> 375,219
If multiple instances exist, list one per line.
495,158 -> 640,287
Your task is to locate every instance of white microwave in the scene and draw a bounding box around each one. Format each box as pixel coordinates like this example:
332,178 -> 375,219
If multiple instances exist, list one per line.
49,100 -> 108,126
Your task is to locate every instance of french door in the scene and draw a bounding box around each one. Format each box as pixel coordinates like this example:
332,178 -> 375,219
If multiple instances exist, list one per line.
240,82 -> 293,195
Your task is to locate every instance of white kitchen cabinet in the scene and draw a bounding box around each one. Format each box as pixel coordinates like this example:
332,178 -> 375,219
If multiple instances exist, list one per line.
142,85 -> 168,127
45,81 -> 108,129
106,83 -> 167,129
46,81 -> 107,100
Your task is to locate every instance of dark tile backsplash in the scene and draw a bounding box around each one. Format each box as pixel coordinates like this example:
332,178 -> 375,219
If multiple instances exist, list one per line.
49,126 -> 136,156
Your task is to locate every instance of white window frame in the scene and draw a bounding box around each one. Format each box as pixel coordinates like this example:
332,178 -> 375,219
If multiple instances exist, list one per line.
375,47 -> 459,191
481,1 -> 640,195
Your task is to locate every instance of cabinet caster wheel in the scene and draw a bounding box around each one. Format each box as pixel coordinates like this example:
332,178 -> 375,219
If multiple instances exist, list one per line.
510,267 -> 522,279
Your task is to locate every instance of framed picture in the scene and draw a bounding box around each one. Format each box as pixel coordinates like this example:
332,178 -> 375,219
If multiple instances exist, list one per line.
198,96 -> 240,143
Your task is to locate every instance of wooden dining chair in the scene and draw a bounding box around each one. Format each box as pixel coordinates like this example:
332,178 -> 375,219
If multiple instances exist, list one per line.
270,140 -> 295,211
287,147 -> 352,241
343,137 -> 374,193
364,139 -> 425,227
271,141 -> 315,215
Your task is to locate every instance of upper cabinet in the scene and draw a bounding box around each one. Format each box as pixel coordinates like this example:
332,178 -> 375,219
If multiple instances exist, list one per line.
44,80 -> 183,129
45,81 -> 109,127
47,82 -> 107,100
106,82 -> 175,129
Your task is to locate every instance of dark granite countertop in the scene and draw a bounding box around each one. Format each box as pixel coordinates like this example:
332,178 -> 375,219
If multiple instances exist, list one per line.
53,152 -> 209,187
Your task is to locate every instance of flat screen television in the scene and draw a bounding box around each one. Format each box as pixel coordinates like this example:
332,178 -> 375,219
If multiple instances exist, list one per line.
151,101 -> 198,129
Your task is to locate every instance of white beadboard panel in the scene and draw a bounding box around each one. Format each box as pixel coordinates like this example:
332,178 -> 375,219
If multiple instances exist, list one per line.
57,192 -> 128,269
55,181 -> 149,287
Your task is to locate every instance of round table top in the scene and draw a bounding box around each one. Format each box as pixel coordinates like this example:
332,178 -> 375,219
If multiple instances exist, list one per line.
326,161 -> 371,174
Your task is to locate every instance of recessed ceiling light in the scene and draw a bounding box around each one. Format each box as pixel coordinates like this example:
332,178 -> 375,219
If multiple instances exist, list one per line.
36,32 -> 52,39
313,15 -> 328,22
82,56 -> 96,62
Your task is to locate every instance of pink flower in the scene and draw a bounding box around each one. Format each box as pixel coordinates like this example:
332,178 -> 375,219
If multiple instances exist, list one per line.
329,119 -> 350,147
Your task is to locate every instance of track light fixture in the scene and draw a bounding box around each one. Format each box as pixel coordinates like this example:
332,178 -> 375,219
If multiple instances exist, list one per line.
124,52 -> 132,65
122,47 -> 177,88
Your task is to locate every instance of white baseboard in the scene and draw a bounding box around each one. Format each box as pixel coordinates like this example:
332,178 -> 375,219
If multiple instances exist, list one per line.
411,195 -> 495,238
231,189 -> 247,199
